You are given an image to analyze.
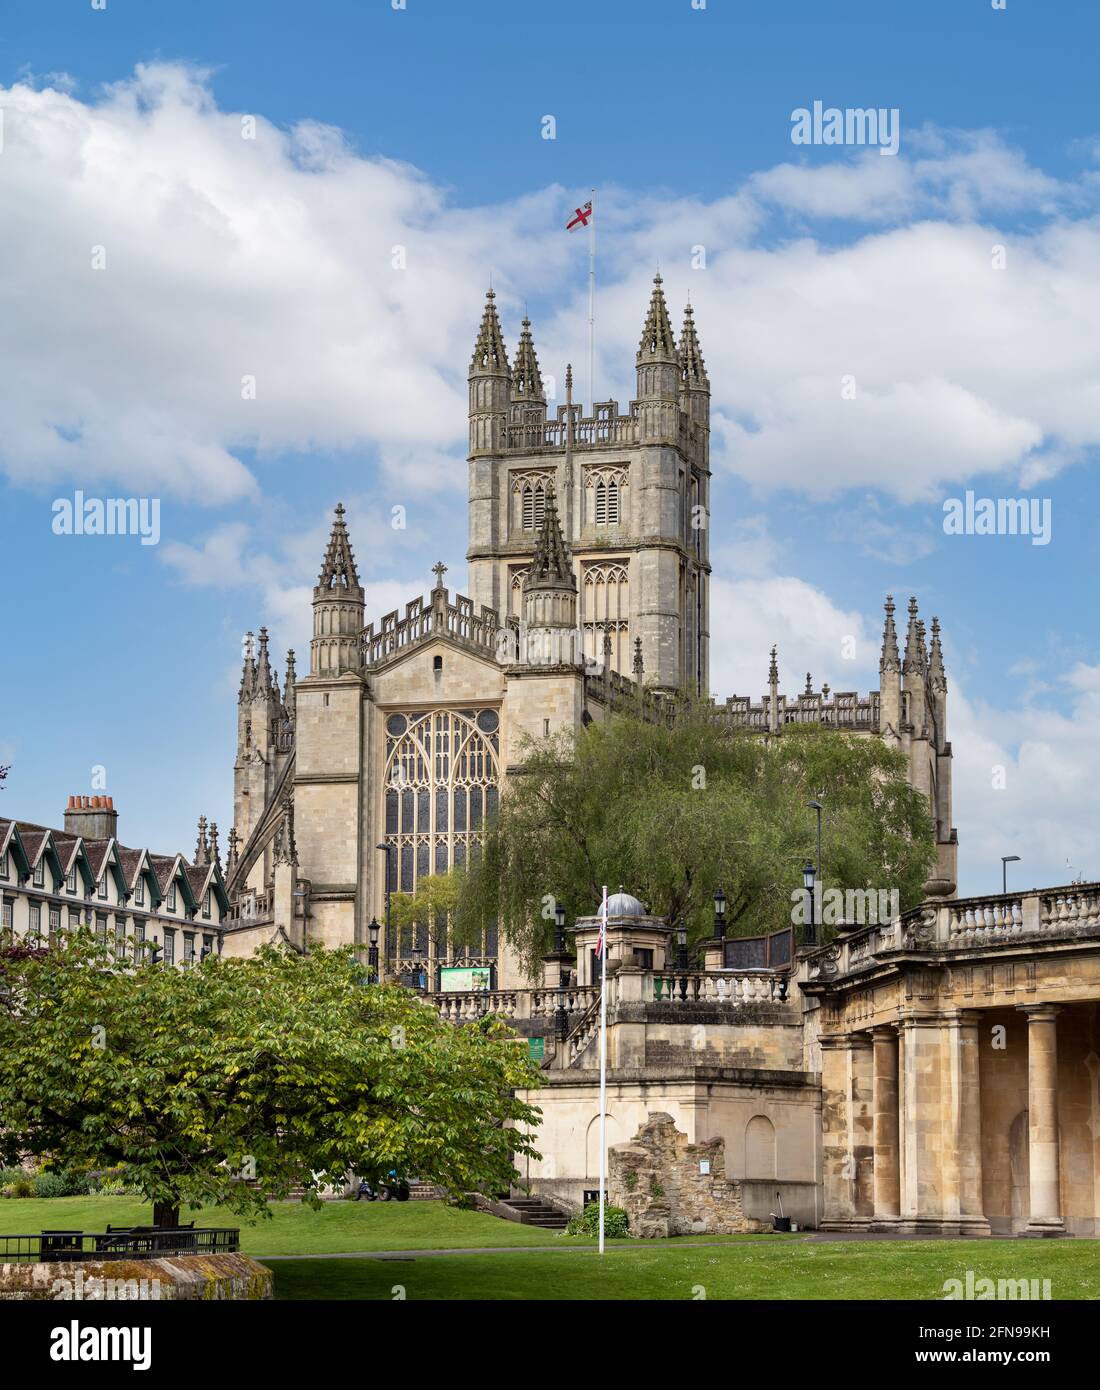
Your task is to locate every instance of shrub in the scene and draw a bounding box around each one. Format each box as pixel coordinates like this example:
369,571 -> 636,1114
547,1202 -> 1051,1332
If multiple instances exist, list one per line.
34,1171 -> 88,1199
565,1202 -> 629,1239
3,1177 -> 35,1199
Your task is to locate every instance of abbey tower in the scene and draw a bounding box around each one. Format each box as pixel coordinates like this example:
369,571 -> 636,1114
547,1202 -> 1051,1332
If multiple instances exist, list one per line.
467,277 -> 711,693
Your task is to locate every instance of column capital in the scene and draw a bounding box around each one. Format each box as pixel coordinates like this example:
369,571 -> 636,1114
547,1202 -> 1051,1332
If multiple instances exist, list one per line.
871,1023 -> 899,1041
1017,1003 -> 1062,1021
942,1007 -> 983,1027
897,1011 -> 942,1030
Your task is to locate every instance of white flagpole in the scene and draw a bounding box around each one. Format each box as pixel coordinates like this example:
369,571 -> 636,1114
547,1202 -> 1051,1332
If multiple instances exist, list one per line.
598,882 -> 608,1255
588,187 -> 596,410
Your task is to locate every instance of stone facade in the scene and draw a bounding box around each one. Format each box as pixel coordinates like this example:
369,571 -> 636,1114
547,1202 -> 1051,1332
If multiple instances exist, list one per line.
609,1112 -> 768,1237
0,1253 -> 272,1300
222,282 -> 955,981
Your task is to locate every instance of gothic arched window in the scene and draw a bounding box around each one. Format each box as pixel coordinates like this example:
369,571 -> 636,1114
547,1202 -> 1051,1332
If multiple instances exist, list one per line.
581,561 -> 630,675
585,466 -> 626,527
381,708 -> 500,970
511,471 -> 554,534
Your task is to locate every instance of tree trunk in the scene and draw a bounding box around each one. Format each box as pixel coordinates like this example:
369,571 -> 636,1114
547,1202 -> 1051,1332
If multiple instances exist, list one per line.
152,1200 -> 180,1229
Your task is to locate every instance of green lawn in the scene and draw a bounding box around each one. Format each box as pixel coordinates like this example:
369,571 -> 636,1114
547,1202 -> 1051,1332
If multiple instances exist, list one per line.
270,1239 -> 1100,1301
0,1196 -> 584,1254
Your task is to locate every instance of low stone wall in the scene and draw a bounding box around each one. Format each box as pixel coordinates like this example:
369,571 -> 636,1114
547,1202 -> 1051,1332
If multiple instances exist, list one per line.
0,1253 -> 273,1300
609,1112 -> 769,1238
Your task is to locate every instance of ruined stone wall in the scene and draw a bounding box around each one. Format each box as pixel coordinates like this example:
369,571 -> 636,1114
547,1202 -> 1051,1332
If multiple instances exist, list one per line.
608,1111 -> 769,1238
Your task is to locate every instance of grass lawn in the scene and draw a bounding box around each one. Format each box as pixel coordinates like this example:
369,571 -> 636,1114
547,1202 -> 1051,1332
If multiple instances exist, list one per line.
0,1196 -> 589,1254
270,1239 -> 1100,1301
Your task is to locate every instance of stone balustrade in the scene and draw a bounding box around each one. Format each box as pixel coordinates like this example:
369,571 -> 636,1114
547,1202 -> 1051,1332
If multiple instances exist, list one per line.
806,880 -> 1100,981
650,970 -> 789,1005
432,984 -> 599,1025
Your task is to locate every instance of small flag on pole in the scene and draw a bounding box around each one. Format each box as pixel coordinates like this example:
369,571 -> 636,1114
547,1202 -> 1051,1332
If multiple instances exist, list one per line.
566,200 -> 593,231
595,886 -> 608,957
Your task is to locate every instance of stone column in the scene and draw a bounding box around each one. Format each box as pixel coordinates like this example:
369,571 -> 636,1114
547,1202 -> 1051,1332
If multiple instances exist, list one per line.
819,1033 -> 872,1229
942,1009 -> 990,1235
1020,1004 -> 1065,1236
871,1025 -> 900,1226
898,1013 -> 944,1233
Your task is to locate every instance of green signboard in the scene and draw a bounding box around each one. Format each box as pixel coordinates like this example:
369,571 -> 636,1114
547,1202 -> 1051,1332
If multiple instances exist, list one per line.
528,1037 -> 545,1062
439,966 -> 492,993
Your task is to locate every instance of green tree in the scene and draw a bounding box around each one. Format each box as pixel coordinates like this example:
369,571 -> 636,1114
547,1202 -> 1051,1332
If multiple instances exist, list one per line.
0,934 -> 540,1227
458,700 -> 936,973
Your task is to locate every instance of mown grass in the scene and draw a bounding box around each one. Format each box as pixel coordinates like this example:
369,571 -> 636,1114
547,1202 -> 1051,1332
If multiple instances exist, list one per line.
269,1238 -> 1100,1301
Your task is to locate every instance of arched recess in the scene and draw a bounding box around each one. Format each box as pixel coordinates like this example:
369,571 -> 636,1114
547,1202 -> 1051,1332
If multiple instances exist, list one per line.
585,1112 -> 622,1180
745,1114 -> 777,1179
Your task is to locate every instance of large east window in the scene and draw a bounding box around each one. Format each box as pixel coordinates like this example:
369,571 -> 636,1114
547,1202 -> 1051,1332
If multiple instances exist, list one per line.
381,708 -> 500,973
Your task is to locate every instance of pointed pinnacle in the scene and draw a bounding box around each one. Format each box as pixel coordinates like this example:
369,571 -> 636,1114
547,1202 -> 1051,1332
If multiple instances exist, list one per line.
470,286 -> 510,374
637,272 -> 678,363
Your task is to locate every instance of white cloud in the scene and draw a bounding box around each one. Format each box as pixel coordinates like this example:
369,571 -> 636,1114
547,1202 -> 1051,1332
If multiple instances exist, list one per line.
3,67 -> 1100,511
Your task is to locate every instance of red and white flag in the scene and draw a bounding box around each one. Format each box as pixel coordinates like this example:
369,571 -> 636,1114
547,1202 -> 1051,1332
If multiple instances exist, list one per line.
566,200 -> 593,232
595,886 -> 608,958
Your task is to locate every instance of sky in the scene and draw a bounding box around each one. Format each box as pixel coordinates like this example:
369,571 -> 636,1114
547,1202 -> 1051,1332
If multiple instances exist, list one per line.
0,0 -> 1098,896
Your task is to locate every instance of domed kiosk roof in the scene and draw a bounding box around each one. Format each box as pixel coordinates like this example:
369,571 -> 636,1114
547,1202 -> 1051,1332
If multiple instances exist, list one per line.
604,891 -> 646,917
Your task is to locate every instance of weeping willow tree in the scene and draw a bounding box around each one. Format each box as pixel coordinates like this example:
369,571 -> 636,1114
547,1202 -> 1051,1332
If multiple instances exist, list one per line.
454,699 -> 936,976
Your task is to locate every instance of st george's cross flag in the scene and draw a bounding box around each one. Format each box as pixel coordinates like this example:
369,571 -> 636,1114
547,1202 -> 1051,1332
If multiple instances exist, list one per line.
566,200 -> 593,231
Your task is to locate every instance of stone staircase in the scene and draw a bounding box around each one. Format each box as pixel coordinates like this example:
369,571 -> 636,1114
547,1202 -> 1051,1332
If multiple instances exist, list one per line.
497,1196 -> 570,1231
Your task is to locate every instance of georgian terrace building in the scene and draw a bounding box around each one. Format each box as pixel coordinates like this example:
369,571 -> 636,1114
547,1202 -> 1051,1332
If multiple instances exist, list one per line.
0,795 -> 229,964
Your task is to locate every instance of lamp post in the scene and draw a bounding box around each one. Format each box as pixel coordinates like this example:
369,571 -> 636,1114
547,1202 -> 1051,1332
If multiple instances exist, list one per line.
1001,855 -> 1021,895
713,887 -> 727,941
408,943 -> 424,993
367,917 -> 380,984
554,903 -> 569,1042
676,923 -> 689,972
802,860 -> 817,948
375,843 -> 393,977
807,798 -> 823,909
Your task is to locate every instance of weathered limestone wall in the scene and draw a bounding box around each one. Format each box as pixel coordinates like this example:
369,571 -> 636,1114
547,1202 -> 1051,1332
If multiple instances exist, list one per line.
609,1112 -> 768,1237
517,1068 -> 820,1224
0,1254 -> 273,1300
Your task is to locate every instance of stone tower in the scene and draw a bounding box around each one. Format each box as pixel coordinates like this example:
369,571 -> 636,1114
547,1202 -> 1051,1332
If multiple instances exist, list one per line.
466,276 -> 711,693
310,502 -> 364,677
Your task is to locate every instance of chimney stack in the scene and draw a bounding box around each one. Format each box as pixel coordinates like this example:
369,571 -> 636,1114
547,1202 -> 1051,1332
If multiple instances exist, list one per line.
64,794 -> 119,842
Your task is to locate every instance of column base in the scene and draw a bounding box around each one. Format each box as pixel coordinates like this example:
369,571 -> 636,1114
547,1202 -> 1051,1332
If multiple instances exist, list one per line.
819,1218 -> 871,1233
1019,1219 -> 1068,1239
894,1215 -> 992,1238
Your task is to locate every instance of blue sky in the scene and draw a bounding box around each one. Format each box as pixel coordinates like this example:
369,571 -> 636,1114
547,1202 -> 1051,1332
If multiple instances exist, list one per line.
1,0 -> 1098,895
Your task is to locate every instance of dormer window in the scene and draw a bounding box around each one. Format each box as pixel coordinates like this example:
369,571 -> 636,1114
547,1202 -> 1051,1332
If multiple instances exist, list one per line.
33,859 -> 44,888
167,883 -> 177,912
135,877 -> 145,907
203,890 -> 212,920
66,867 -> 76,893
98,873 -> 107,899
0,852 -> 9,881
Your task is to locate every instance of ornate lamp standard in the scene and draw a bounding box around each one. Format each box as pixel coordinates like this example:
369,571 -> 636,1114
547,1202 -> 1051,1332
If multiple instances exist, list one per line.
375,843 -> 393,976
713,887 -> 727,942
554,903 -> 570,1042
802,860 -> 817,948
367,917 -> 380,983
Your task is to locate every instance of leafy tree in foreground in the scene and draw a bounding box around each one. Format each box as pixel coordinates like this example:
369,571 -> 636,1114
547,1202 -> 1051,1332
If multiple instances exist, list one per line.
458,700 -> 936,974
0,935 -> 540,1227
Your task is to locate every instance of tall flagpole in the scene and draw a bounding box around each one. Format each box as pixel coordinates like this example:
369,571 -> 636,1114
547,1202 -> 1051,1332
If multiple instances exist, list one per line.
588,187 -> 596,410
598,883 -> 608,1255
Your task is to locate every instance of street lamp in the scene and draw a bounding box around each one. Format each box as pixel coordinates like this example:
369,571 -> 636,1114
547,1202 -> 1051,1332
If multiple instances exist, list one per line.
802,860 -> 817,948
376,843 -> 393,975
367,917 -> 380,984
713,887 -> 727,942
676,923 -> 689,972
807,799 -> 823,903
408,943 -> 424,993
1001,855 -> 1021,895
554,903 -> 569,1042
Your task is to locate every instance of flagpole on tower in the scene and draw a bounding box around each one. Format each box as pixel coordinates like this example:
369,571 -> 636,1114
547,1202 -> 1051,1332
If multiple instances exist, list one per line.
588,187 -> 597,411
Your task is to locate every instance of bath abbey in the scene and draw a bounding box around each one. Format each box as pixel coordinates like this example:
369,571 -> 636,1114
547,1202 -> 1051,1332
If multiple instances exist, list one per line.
208,277 -> 1100,1236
